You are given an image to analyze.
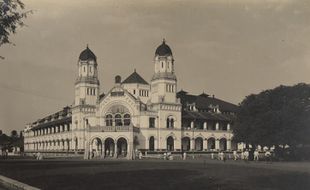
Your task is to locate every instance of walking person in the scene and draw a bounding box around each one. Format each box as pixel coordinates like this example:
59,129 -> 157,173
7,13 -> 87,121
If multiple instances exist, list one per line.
244,149 -> 249,162
183,152 -> 187,160
233,150 -> 239,161
254,149 -> 259,161
265,150 -> 271,163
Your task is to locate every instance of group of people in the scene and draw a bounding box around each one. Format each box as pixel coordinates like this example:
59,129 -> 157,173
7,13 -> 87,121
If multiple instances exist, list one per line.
34,152 -> 43,160
0,149 -> 9,159
230,149 -> 272,162
163,152 -> 173,160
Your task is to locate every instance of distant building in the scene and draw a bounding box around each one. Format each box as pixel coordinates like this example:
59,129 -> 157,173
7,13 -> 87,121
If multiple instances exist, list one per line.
23,40 -> 239,159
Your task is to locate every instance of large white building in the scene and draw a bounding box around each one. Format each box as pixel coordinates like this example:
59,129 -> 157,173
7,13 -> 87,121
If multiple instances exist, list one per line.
24,40 -> 238,159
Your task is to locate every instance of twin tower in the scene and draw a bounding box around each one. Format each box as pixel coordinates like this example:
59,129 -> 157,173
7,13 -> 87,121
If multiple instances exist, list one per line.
74,39 -> 178,107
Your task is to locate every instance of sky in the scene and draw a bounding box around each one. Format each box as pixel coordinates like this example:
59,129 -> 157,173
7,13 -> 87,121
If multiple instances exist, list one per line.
0,0 -> 310,133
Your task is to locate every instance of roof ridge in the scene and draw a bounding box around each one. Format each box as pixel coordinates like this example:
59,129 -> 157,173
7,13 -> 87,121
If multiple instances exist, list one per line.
122,70 -> 149,85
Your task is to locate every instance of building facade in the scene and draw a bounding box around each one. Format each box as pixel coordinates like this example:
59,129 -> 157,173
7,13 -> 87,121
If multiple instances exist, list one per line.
24,40 -> 239,159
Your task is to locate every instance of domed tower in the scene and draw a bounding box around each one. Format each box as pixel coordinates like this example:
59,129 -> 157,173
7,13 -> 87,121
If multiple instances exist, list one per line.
151,39 -> 177,103
74,45 -> 100,106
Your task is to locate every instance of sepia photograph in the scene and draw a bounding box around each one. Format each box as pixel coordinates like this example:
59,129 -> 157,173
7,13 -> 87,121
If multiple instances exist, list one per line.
0,0 -> 309,189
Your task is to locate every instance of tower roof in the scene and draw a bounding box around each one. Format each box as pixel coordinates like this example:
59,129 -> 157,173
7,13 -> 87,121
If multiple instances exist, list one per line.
122,70 -> 149,85
155,39 -> 172,56
79,45 -> 96,61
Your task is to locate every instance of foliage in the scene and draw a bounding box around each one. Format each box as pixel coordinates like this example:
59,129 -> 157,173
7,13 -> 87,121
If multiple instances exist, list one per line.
0,130 -> 23,151
0,0 -> 31,48
233,83 -> 310,149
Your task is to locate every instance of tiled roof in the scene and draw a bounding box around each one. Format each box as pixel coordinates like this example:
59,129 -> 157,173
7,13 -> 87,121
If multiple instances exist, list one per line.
177,90 -> 238,113
122,70 -> 149,85
182,111 -> 233,121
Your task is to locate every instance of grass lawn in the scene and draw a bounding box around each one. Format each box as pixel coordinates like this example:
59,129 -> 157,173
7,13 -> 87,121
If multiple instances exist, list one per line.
0,159 -> 309,190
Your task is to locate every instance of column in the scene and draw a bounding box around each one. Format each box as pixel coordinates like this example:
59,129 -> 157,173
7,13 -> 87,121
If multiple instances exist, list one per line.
227,139 -> 232,151
145,138 -> 149,150
191,121 -> 194,129
114,142 -> 117,158
215,139 -> 220,150
154,138 -> 158,150
227,123 -> 231,131
127,141 -> 133,160
191,138 -> 195,150
203,122 -> 207,130
203,139 -> 208,151
216,122 -> 219,130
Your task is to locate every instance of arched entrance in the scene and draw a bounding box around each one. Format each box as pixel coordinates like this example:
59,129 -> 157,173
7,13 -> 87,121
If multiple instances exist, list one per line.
117,138 -> 128,158
167,136 -> 174,151
181,137 -> 190,151
195,137 -> 203,151
149,136 -> 155,151
104,138 -> 115,157
220,138 -> 227,151
91,138 -> 103,158
207,138 -> 215,150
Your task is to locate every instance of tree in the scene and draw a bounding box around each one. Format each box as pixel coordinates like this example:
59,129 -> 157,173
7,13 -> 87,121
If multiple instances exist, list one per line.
0,0 -> 31,50
10,130 -> 18,138
233,83 -> 310,158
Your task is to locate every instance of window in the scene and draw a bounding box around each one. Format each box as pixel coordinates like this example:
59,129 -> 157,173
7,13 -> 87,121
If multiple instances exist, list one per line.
149,137 -> 155,151
133,90 -> 136,95
161,62 -> 163,68
166,116 -> 174,128
90,66 -> 92,73
149,117 -> 155,128
105,114 -> 113,126
124,114 -> 131,126
167,136 -> 174,151
115,114 -> 123,126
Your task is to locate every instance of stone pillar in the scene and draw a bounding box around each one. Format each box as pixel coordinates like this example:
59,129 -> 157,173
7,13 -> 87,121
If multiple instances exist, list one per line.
145,137 -> 149,150
191,138 -> 195,150
203,122 -> 207,130
227,123 -> 231,131
127,141 -> 133,160
154,138 -> 158,150
191,121 -> 194,129
215,139 -> 220,150
203,139 -> 208,151
114,142 -> 117,158
227,139 -> 232,151
216,122 -> 219,130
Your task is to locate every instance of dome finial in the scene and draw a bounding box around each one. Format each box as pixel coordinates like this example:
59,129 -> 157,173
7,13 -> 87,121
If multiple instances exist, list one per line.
134,68 -> 136,72
163,38 -> 166,44
86,44 -> 89,49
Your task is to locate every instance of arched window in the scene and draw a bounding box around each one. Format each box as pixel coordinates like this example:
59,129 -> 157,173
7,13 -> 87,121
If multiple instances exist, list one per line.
167,136 -> 174,151
124,114 -> 131,126
167,116 -> 174,128
105,114 -> 113,126
207,138 -> 215,150
149,136 -> 155,151
115,114 -> 122,126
